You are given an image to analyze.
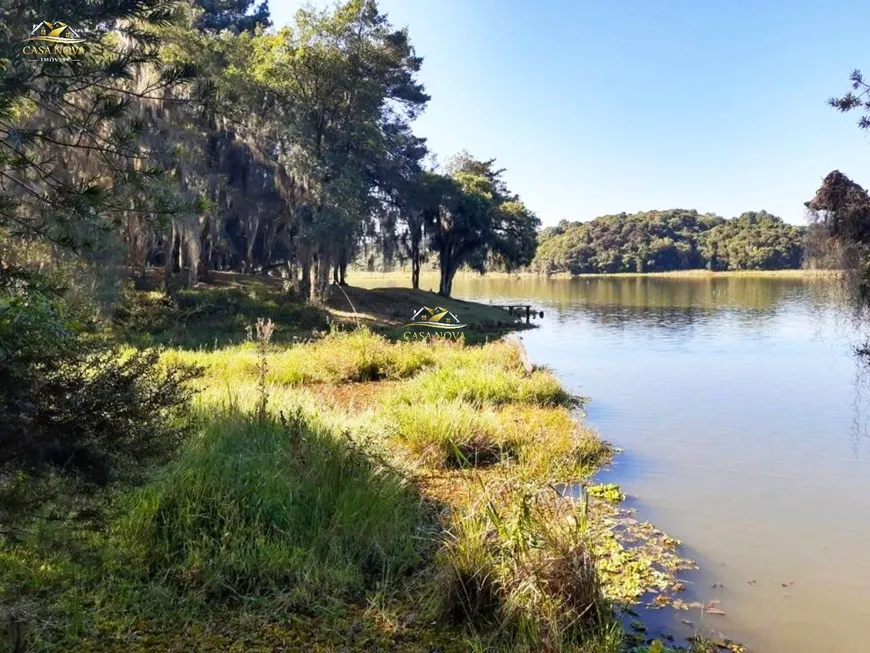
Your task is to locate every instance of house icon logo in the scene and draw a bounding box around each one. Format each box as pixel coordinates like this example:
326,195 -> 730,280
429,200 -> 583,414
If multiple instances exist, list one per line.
22,20 -> 87,62
26,21 -> 85,44
404,306 -> 467,331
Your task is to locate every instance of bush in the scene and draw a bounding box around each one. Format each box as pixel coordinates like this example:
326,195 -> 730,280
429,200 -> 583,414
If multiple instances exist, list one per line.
1,272 -> 199,526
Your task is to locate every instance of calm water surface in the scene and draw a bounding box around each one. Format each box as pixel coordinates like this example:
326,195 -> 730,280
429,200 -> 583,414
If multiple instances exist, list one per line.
363,274 -> 870,653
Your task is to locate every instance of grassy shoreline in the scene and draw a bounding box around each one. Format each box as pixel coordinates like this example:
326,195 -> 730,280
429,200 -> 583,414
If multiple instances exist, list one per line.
1,282 -> 729,652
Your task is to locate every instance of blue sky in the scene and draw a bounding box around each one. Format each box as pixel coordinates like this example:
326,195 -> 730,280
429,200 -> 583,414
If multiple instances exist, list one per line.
270,1 -> 870,226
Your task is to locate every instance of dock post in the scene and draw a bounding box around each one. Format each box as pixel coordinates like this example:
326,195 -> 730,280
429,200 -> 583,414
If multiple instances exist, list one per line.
525,306 -> 530,324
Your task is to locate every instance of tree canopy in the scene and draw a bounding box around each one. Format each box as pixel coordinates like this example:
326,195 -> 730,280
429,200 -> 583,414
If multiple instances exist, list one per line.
532,210 -> 805,274
426,153 -> 539,295
805,72 -> 870,298
0,0 -> 541,302
195,0 -> 271,33
700,211 -> 805,271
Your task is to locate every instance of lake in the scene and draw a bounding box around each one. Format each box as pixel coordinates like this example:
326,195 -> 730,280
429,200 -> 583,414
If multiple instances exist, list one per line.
359,273 -> 870,653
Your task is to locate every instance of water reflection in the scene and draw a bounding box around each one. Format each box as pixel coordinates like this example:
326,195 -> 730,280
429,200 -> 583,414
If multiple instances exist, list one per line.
456,275 -> 824,310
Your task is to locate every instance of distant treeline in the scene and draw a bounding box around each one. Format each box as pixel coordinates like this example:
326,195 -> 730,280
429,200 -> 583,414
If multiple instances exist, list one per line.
531,210 -> 806,274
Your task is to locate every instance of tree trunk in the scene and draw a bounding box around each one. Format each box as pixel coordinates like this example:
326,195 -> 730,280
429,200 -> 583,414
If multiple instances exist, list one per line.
182,220 -> 203,289
339,256 -> 347,286
186,256 -> 198,288
263,219 -> 279,274
163,221 -> 176,294
200,218 -> 213,282
176,227 -> 184,273
438,248 -> 454,297
439,269 -> 455,297
411,243 -> 420,290
298,249 -> 311,301
410,217 -> 422,290
312,251 -> 332,305
245,215 -> 260,272
333,247 -> 348,285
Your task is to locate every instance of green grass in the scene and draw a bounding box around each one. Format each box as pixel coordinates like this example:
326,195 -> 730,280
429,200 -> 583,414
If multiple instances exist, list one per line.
433,478 -> 610,651
161,328 -> 438,386
114,409 -> 427,608
1,317 -> 719,653
0,406 -> 435,651
387,362 -> 578,408
113,285 -> 327,348
381,399 -> 608,479
382,399 -> 514,468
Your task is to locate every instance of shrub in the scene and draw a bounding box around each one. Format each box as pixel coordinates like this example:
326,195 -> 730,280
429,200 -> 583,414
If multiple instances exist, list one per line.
1,273 -> 199,526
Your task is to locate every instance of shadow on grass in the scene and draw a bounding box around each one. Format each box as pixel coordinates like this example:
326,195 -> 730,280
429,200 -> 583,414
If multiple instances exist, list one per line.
113,284 -> 327,349
0,407 -> 450,652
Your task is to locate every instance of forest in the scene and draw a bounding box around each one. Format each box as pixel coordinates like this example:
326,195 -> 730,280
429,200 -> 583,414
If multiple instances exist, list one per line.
1,0 -> 539,303
532,209 -> 807,274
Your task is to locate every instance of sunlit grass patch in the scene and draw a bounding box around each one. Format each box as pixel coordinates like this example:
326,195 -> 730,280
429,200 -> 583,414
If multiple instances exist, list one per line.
499,405 -> 611,481
380,399 -> 609,477
161,328 -> 438,387
382,399 -> 516,468
277,328 -> 436,383
431,337 -> 526,371
387,362 -> 578,408
160,327 -> 532,392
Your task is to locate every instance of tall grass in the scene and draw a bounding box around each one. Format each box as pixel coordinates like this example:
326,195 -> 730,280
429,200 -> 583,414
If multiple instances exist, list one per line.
383,399 -> 514,468
162,328 -> 438,386
1,327 -> 697,652
114,409 -> 427,610
388,363 -> 577,408
382,400 -> 608,479
435,479 -> 610,651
